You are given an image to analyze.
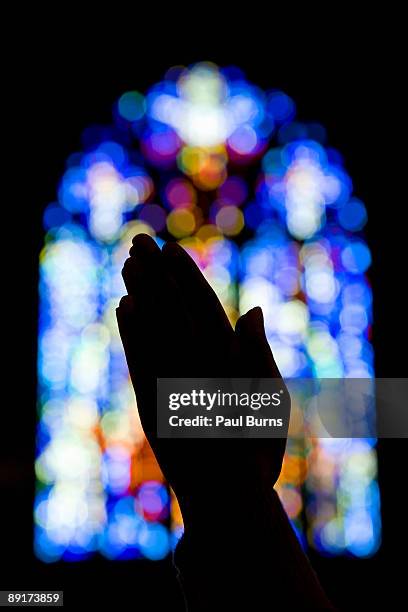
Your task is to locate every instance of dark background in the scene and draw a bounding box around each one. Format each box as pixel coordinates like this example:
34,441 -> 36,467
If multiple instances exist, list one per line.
3,24 -> 406,609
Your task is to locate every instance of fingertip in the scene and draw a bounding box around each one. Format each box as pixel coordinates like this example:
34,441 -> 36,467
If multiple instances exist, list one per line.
122,256 -> 136,274
118,294 -> 135,313
162,241 -> 184,257
121,255 -> 145,291
249,306 -> 264,325
236,306 -> 264,333
131,233 -> 160,255
251,306 -> 264,328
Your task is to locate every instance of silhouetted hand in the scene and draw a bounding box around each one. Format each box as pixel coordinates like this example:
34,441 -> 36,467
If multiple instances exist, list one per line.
116,234 -> 332,610
116,234 -> 287,529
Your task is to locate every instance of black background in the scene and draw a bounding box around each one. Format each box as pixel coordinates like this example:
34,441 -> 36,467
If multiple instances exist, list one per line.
2,21 -> 406,609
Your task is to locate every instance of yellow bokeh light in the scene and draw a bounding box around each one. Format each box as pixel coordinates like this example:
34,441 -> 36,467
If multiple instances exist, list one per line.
166,209 -> 196,238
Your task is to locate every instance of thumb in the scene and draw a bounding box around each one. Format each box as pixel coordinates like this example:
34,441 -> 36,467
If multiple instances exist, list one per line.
235,306 -> 289,484
235,307 -> 281,379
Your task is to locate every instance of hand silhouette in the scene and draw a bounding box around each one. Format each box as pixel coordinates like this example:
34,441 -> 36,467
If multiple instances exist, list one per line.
116,234 -> 332,610
116,234 -> 287,529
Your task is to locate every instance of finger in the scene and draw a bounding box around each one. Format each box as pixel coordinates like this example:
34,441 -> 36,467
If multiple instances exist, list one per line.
122,233 -> 161,296
235,306 -> 288,483
162,241 -> 234,341
122,235 -> 198,377
129,232 -> 161,258
124,235 -> 189,329
116,295 -> 158,438
235,307 -> 281,378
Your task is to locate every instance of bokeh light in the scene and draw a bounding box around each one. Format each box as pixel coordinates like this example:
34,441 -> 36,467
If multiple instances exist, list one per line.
36,62 -> 380,561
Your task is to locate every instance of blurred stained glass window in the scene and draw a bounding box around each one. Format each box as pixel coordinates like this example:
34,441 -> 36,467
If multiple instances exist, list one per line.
35,62 -> 380,561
